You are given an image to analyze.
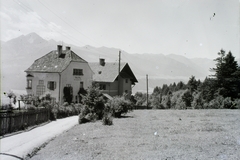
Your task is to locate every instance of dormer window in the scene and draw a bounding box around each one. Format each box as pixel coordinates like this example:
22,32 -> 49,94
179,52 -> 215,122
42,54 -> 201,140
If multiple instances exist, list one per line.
73,69 -> 83,75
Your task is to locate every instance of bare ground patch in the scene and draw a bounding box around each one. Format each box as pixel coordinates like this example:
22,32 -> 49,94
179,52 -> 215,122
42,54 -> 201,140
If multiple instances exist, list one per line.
30,110 -> 240,160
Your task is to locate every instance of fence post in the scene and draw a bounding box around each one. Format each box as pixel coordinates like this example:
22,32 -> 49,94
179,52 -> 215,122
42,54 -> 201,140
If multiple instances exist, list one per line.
8,114 -> 12,133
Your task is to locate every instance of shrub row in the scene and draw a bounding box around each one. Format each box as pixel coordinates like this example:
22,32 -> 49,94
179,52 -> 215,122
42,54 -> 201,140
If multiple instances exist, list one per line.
150,89 -> 240,110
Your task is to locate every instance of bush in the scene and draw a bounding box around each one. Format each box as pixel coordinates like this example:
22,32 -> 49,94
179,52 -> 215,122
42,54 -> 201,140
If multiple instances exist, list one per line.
78,105 -> 98,124
81,84 -> 105,120
150,94 -> 163,109
102,113 -> 113,125
233,99 -> 240,109
207,96 -> 224,109
161,95 -> 171,109
152,103 -> 164,109
74,103 -> 82,114
192,92 -> 204,109
182,90 -> 193,108
222,97 -> 233,109
170,90 -> 185,109
134,92 -> 147,106
107,96 -> 133,118
175,97 -> 186,109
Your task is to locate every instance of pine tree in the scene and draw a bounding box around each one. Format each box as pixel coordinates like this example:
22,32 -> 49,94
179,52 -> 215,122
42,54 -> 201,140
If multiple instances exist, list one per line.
199,77 -> 216,102
187,76 -> 198,94
162,84 -> 169,96
211,49 -> 238,98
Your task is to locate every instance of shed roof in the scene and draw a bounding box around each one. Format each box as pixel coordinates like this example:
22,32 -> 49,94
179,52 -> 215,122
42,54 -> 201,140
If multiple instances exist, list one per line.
89,62 -> 138,84
25,50 -> 87,73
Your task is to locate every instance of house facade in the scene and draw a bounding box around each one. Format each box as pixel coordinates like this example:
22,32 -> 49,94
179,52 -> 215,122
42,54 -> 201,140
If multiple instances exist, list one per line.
25,45 -> 93,104
25,45 -> 138,103
89,59 -> 138,98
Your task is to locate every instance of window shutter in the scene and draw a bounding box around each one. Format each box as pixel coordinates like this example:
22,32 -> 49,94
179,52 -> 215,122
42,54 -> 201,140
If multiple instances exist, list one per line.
47,81 -> 50,89
54,82 -> 56,89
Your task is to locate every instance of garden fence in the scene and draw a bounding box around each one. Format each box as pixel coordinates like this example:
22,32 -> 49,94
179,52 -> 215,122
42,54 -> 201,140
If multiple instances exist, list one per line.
0,109 -> 49,136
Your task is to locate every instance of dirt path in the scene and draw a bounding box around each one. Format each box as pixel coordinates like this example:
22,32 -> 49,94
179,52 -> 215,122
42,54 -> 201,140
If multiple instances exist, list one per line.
0,116 -> 78,160
30,110 -> 240,160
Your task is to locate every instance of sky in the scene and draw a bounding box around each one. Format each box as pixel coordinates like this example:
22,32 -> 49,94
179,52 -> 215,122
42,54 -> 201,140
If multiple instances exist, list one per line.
0,0 -> 239,59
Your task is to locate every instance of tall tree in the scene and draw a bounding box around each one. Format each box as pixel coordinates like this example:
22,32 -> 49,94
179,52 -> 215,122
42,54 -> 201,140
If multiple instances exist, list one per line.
175,81 -> 186,91
199,77 -> 216,102
162,84 -> 169,96
187,76 -> 198,94
211,49 -> 238,98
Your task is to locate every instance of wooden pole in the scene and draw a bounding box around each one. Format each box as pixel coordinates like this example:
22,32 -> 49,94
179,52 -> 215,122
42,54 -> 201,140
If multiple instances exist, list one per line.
118,50 -> 121,96
146,74 -> 148,109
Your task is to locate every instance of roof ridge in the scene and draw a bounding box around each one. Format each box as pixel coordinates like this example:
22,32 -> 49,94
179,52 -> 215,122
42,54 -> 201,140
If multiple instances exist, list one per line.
25,49 -> 87,73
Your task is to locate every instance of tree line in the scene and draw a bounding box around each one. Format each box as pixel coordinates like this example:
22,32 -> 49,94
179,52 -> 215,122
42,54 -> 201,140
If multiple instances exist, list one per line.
134,49 -> 240,109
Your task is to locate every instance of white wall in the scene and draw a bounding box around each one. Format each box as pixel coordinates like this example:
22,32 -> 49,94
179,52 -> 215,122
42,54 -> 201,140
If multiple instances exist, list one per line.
26,72 -> 60,102
60,62 -> 93,103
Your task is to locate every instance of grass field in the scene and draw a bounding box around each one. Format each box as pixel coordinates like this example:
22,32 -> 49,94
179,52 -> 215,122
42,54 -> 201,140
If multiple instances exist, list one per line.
30,110 -> 240,160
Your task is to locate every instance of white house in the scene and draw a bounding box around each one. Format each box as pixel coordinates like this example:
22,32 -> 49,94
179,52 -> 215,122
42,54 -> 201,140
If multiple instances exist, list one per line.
25,45 -> 93,104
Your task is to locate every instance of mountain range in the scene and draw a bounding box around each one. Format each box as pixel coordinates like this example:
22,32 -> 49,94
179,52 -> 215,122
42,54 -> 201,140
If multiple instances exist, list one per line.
1,32 -> 218,94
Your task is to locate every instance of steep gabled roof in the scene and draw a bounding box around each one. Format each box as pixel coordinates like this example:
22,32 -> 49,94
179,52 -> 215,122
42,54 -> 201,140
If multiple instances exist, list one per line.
25,50 -> 87,73
89,62 -> 138,84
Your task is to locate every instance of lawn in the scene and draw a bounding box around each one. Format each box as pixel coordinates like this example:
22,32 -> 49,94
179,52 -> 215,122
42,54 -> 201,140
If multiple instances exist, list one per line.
30,110 -> 240,160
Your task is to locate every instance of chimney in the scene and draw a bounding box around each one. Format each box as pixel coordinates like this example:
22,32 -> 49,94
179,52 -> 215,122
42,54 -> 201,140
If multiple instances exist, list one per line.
99,58 -> 105,66
66,46 -> 71,51
57,45 -> 62,57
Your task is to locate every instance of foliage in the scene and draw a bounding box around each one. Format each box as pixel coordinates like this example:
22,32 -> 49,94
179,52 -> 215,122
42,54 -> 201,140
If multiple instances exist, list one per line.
175,95 -> 186,109
170,90 -> 185,109
161,84 -> 170,96
187,76 -> 199,94
222,97 -> 234,109
3,91 -> 16,108
150,93 -> 163,109
175,81 -> 187,91
134,92 -> 147,106
107,96 -> 133,118
211,49 -> 239,98
78,84 -> 106,124
146,49 -> 239,110
191,92 -> 204,109
207,96 -> 225,109
102,113 -> 113,125
161,95 -> 171,109
233,99 -> 240,109
20,94 -> 41,106
198,77 -> 216,102
182,90 -> 193,108
78,105 -> 97,124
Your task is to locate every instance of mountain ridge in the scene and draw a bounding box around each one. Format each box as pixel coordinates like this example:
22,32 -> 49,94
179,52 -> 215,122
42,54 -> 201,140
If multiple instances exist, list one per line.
1,32 -> 216,93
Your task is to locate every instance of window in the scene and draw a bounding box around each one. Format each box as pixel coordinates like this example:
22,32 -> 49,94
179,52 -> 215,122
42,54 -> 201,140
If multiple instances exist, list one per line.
100,84 -> 106,90
27,79 -> 32,89
48,81 -> 56,90
125,79 -> 128,83
36,80 -> 45,96
73,69 -> 83,75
